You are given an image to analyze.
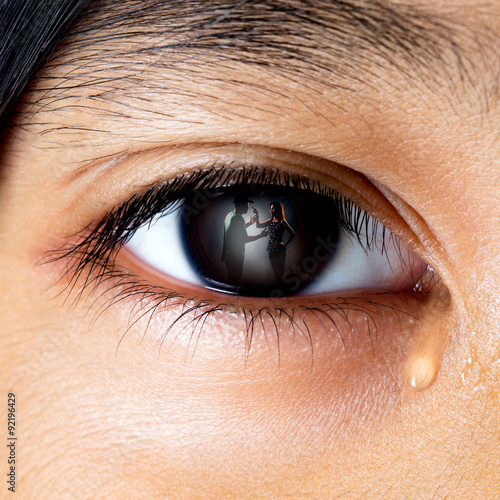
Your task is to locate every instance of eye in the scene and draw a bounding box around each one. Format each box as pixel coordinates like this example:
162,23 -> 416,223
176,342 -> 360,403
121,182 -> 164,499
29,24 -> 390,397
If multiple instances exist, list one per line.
44,147 -> 448,396
124,168 -> 426,298
46,153 -> 445,388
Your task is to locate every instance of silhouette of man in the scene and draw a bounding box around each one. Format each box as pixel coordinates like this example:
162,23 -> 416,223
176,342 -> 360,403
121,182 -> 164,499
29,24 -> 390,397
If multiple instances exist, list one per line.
221,194 -> 267,285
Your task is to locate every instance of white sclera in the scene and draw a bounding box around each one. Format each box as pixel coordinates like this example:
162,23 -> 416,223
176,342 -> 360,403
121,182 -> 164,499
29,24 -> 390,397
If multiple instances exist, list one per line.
302,222 -> 410,295
126,212 -> 205,287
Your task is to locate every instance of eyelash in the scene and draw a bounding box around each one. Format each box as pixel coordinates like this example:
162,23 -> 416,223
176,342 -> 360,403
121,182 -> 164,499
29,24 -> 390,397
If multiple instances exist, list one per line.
44,166 -> 435,357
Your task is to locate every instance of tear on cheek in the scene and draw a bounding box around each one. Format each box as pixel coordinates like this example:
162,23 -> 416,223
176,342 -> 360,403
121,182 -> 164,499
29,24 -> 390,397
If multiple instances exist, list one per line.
403,288 -> 452,392
407,355 -> 437,390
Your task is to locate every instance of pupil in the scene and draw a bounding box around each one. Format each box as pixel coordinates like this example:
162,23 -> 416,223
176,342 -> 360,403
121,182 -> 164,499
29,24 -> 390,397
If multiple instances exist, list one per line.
181,185 -> 341,297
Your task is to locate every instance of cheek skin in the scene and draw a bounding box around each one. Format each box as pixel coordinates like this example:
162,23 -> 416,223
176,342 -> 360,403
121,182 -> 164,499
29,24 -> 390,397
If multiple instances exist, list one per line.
1,235 -> 455,499
3,283 -> 485,499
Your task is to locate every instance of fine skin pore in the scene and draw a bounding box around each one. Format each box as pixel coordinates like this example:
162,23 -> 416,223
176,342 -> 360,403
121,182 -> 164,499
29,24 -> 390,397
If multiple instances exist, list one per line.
1,0 -> 500,498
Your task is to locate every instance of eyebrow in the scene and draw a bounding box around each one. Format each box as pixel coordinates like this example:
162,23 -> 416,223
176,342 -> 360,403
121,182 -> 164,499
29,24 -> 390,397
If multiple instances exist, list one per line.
22,0 -> 492,159
48,0 -> 475,91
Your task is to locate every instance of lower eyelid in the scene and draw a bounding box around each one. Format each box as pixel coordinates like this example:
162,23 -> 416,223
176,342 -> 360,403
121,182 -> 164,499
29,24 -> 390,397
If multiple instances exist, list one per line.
67,256 -> 442,370
40,215 -> 449,397
115,244 -> 437,319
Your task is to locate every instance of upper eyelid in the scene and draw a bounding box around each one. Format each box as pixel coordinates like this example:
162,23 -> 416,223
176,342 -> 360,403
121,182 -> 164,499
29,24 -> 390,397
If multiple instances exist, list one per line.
48,142 -> 436,269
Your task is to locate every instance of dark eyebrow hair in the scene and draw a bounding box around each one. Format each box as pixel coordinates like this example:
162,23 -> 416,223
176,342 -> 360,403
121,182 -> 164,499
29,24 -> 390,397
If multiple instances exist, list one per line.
51,0 -> 476,91
17,0 -> 494,140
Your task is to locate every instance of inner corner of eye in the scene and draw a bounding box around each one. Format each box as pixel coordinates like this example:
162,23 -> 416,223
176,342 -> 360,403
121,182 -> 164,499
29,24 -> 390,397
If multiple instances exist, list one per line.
123,182 -> 425,299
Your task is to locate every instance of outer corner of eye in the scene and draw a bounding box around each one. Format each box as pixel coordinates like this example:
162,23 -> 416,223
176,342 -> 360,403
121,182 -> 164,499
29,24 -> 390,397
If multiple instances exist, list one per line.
121,176 -> 429,301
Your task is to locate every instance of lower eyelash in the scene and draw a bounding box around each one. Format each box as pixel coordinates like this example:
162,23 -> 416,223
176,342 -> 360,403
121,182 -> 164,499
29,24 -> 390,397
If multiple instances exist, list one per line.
45,250 -> 439,365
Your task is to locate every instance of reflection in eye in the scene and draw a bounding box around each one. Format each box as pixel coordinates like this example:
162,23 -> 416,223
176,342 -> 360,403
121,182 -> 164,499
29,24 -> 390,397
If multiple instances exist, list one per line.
125,170 -> 426,298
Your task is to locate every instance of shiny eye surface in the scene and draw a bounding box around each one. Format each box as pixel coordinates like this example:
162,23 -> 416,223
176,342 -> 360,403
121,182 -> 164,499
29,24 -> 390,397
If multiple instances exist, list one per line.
125,173 -> 426,298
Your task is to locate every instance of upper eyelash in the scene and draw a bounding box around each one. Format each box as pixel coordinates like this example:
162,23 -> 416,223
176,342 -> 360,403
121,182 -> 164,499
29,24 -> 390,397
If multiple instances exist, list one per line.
44,165 -> 420,301
52,166 -> 392,258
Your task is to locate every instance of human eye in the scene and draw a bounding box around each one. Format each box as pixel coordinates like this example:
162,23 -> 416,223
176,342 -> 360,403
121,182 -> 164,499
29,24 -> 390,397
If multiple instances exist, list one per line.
46,144 -> 446,389
124,167 -> 426,298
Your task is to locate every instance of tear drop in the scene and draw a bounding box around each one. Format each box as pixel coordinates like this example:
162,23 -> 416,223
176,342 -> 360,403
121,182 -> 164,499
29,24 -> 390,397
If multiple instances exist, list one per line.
407,355 -> 437,391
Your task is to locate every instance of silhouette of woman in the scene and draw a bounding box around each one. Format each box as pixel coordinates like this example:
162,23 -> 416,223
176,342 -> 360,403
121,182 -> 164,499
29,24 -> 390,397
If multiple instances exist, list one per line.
254,202 -> 296,283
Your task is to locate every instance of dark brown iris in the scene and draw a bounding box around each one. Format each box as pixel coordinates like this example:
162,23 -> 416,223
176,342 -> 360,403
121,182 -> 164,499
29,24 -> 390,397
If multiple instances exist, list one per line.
180,185 -> 341,297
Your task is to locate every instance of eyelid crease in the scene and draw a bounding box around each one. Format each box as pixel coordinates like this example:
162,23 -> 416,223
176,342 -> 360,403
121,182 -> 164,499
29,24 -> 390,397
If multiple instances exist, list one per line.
51,142 -> 425,261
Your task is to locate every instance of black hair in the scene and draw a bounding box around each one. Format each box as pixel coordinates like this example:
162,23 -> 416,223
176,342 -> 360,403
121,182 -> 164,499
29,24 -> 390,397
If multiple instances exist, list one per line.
0,0 -> 91,125
271,201 -> 284,221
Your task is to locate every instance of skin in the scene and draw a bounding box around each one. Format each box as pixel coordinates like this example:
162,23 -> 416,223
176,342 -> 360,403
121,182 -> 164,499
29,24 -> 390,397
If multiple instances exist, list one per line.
1,0 -> 500,498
